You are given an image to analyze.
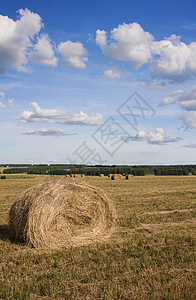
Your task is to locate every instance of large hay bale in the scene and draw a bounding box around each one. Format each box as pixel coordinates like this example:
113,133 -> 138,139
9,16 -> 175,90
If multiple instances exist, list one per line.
9,179 -> 116,249
111,174 -> 122,180
125,174 -> 134,180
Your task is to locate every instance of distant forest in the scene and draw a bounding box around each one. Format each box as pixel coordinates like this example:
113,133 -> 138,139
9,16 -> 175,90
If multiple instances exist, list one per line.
1,164 -> 196,176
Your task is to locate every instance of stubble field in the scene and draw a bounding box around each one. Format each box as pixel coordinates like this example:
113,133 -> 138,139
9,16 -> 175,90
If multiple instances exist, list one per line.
0,175 -> 196,299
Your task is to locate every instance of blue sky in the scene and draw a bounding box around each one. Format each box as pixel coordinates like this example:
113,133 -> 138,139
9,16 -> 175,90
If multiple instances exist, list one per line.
0,0 -> 195,165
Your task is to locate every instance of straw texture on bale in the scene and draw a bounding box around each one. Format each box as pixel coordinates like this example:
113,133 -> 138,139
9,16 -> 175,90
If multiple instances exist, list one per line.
111,174 -> 122,180
125,174 -> 134,180
9,179 -> 116,249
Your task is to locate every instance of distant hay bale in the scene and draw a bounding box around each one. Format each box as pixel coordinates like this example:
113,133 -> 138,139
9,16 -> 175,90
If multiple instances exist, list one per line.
111,174 -> 122,180
99,174 -> 104,177
108,174 -> 113,178
74,174 -> 81,178
65,174 -> 70,177
125,174 -> 134,180
81,174 -> 85,177
9,179 -> 116,249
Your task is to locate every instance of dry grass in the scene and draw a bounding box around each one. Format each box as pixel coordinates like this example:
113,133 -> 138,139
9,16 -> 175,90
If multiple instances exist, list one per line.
9,179 -> 116,249
0,175 -> 196,299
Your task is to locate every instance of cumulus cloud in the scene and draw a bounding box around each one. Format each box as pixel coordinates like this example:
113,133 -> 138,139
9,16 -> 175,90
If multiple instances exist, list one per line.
58,41 -> 88,69
163,86 -> 196,129
123,127 -> 180,145
0,9 -> 89,72
159,89 -> 184,106
96,22 -> 153,69
96,23 -> 196,82
23,127 -> 77,136
178,87 -> 196,111
159,97 -> 176,106
151,35 -> 194,82
18,102 -> 104,125
0,91 -> 14,108
178,111 -> 196,129
29,34 -> 58,67
0,9 -> 43,73
96,29 -> 107,49
104,68 -> 122,79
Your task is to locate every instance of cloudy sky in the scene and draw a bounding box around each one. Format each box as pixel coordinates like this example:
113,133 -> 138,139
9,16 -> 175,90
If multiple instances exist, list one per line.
0,0 -> 195,165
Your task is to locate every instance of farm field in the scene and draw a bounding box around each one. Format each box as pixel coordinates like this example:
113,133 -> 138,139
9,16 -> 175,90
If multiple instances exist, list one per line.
0,175 -> 196,299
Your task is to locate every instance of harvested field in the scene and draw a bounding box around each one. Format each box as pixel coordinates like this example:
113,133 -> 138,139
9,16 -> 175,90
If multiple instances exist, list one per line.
0,175 -> 196,299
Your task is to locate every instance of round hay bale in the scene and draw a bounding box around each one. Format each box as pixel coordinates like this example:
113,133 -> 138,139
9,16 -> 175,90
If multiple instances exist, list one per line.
125,174 -> 134,180
108,174 -> 113,178
9,179 -> 116,249
99,174 -> 104,177
74,174 -> 81,178
111,174 -> 122,180
81,174 -> 85,177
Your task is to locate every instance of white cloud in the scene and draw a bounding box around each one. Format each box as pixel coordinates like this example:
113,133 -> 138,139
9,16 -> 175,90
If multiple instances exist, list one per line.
96,29 -> 107,49
140,80 -> 167,90
178,111 -> 196,129
151,35 -> 193,81
96,22 -> 153,69
178,87 -> 196,111
123,127 -> 180,145
104,69 -> 122,79
182,143 -> 196,148
0,9 -> 43,73
18,102 -> 104,125
96,23 -> 196,82
0,91 -> 14,108
58,41 -> 88,69
159,89 -> 184,106
23,127 -> 77,137
0,91 -> 5,98
161,86 -> 196,129
29,34 -> 58,67
0,99 -> 13,108
159,97 -> 176,106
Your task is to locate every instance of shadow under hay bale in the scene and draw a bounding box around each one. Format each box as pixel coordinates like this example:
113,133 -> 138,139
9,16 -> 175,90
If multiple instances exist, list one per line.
0,224 -> 10,241
111,174 -> 122,180
9,179 -> 116,249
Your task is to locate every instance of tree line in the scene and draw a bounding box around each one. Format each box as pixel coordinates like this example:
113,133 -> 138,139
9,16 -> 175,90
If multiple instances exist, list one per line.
2,164 -> 196,176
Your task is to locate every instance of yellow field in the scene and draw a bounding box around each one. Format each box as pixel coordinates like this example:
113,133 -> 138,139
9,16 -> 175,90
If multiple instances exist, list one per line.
0,175 -> 196,299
